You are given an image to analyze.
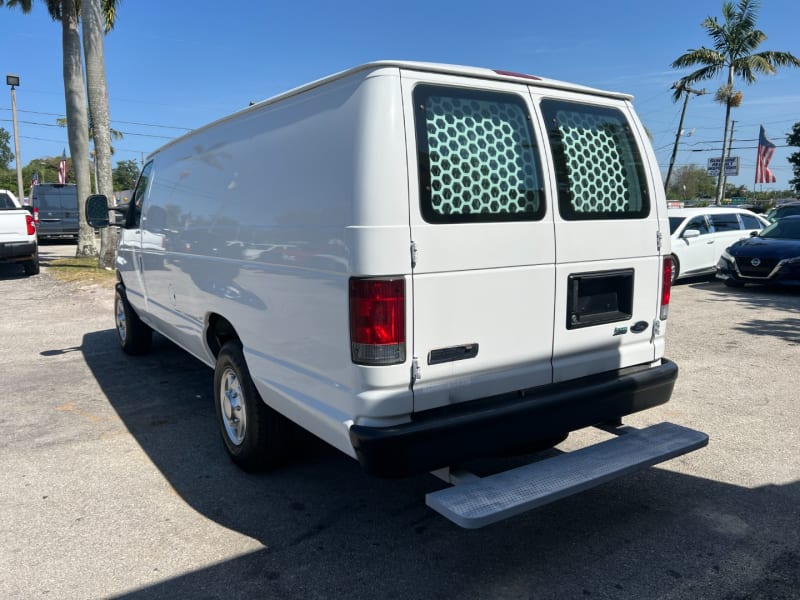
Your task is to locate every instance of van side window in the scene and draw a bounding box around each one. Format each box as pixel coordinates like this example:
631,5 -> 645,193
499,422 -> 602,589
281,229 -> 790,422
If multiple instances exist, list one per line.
413,84 -> 545,223
128,162 -> 153,228
541,100 -> 649,220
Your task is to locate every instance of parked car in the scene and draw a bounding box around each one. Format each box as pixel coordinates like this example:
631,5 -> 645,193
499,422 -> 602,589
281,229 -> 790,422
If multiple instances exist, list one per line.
765,202 -> 800,223
0,189 -> 39,276
30,183 -> 79,241
716,215 -> 800,287
667,207 -> 768,283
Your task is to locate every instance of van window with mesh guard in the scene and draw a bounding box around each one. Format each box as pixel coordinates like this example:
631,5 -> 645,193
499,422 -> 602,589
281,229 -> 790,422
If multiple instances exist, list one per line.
414,85 -> 545,223
541,100 -> 649,220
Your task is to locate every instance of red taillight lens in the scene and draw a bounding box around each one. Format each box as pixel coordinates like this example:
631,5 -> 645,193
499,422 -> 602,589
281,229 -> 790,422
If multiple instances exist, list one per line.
349,277 -> 406,365
25,214 -> 36,236
33,207 -> 39,224
661,257 -> 671,320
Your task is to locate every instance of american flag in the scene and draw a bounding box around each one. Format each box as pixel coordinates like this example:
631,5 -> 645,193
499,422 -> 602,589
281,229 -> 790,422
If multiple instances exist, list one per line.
754,125 -> 777,184
58,149 -> 67,184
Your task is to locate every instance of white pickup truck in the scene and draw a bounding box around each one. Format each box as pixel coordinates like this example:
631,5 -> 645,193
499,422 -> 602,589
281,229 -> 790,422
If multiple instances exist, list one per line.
0,189 -> 39,276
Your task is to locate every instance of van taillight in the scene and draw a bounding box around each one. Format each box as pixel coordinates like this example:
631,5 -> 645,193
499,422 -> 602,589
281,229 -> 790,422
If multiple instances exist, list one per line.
33,207 -> 39,224
661,257 -> 671,320
349,277 -> 406,365
25,214 -> 36,236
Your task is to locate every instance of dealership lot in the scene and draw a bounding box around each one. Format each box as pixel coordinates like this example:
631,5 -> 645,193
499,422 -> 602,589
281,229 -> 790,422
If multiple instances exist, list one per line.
0,246 -> 798,600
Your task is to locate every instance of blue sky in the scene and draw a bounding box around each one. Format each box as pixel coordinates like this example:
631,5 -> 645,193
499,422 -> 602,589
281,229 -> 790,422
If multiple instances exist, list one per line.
1,0 -> 799,192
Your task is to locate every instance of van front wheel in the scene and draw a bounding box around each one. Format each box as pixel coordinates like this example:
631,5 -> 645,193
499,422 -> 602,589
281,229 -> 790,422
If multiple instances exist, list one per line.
114,285 -> 152,354
214,341 -> 287,471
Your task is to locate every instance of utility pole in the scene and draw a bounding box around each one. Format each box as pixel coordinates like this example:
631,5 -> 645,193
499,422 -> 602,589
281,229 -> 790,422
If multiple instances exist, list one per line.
664,83 -> 706,193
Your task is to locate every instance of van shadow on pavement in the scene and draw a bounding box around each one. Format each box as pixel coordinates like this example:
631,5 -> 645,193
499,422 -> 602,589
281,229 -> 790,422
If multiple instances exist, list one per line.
79,330 -> 800,600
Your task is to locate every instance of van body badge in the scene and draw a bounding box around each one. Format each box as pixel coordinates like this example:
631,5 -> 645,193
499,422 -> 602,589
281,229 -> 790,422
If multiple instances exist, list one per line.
630,321 -> 649,334
613,326 -> 628,336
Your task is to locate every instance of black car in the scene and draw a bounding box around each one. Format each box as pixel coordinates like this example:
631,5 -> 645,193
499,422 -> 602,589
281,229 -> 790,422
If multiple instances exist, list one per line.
766,202 -> 800,223
716,215 -> 800,287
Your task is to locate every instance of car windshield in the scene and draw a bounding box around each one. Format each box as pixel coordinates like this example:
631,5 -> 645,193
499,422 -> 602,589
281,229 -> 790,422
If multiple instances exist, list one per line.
758,219 -> 800,240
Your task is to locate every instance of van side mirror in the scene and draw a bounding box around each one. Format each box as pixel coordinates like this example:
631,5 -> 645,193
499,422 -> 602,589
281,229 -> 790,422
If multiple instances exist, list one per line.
86,194 -> 110,228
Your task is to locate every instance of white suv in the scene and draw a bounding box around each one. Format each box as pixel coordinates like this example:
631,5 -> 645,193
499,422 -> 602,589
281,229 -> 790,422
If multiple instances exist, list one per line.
668,207 -> 768,283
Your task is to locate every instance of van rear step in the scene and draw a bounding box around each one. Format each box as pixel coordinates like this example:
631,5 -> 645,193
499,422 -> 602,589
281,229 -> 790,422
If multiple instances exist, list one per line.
426,422 -> 708,529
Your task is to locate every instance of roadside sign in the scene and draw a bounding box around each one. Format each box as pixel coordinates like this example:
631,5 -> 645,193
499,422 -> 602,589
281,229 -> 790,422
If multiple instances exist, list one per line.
707,156 -> 739,177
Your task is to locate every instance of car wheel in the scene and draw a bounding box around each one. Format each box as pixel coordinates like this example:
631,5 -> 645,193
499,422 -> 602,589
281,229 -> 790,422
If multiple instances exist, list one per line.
214,340 -> 288,472
23,255 -> 40,276
670,255 -> 679,285
114,284 -> 152,354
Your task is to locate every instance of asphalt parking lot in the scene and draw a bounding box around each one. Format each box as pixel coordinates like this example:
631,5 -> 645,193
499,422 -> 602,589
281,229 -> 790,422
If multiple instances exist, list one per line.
1,244 -> 798,600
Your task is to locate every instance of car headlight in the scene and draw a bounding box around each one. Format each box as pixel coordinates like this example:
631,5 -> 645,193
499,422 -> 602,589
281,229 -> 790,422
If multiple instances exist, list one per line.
782,256 -> 800,265
721,249 -> 734,261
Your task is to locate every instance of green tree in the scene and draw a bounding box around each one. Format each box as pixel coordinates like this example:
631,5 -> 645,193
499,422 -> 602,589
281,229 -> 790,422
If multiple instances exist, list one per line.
0,128 -> 14,169
666,165 -> 718,201
113,159 -> 140,191
671,0 -> 800,204
788,122 -> 800,196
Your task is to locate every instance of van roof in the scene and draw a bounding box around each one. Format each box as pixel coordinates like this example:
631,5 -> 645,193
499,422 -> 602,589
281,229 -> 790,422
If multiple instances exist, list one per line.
151,61 -> 633,159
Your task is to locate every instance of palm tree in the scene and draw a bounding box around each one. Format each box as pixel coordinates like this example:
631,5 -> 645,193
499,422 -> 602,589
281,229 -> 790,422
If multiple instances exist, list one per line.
672,0 -> 800,204
82,0 -> 118,268
3,0 -> 95,255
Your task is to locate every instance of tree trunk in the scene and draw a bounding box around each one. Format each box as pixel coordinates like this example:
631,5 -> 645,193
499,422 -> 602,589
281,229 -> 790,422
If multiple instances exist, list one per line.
82,0 -> 117,268
714,66 -> 735,205
61,0 -> 96,257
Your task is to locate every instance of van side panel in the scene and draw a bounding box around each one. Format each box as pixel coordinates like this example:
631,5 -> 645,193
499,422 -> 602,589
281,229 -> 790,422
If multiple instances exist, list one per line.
136,69 -> 412,457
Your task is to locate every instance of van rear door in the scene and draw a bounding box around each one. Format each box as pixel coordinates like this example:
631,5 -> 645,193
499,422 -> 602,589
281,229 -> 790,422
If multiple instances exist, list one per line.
400,71 -> 556,413
533,93 -> 665,382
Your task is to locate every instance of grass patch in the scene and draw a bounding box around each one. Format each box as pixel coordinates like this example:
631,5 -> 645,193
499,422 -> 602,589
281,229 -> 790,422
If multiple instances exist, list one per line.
47,257 -> 117,287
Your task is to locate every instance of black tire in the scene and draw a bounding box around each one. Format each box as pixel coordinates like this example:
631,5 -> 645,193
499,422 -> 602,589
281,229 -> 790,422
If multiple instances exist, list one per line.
669,255 -> 679,285
214,341 -> 289,472
114,284 -> 152,354
23,254 -> 40,276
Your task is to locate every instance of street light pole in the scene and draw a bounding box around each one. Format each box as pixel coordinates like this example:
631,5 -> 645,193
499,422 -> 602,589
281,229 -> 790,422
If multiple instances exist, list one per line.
6,74 -> 24,202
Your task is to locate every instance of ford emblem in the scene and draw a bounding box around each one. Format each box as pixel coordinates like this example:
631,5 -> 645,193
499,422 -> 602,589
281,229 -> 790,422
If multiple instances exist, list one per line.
750,258 -> 761,267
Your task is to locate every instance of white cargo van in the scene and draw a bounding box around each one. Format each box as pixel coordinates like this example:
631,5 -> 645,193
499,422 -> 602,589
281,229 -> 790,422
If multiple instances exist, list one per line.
87,61 -> 707,528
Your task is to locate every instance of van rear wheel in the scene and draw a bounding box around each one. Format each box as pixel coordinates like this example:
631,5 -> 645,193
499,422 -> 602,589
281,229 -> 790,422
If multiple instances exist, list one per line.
214,341 -> 288,471
114,285 -> 152,354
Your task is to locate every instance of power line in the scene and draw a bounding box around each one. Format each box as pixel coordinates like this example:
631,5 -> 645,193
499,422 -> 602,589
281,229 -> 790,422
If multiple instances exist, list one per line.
0,107 -> 193,131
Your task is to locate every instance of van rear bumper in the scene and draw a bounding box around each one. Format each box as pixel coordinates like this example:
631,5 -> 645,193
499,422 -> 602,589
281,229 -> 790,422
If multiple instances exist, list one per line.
348,358 -> 678,477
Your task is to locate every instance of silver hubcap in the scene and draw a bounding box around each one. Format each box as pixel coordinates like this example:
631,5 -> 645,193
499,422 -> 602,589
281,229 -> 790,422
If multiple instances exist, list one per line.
220,367 -> 246,445
115,295 -> 127,342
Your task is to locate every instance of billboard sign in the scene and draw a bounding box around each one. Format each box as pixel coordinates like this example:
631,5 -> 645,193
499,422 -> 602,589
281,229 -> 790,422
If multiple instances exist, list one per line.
707,156 -> 739,177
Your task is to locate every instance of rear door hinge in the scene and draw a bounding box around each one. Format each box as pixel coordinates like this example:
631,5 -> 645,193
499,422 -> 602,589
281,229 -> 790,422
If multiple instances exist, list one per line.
656,230 -> 663,252
410,240 -> 417,269
411,357 -> 421,383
